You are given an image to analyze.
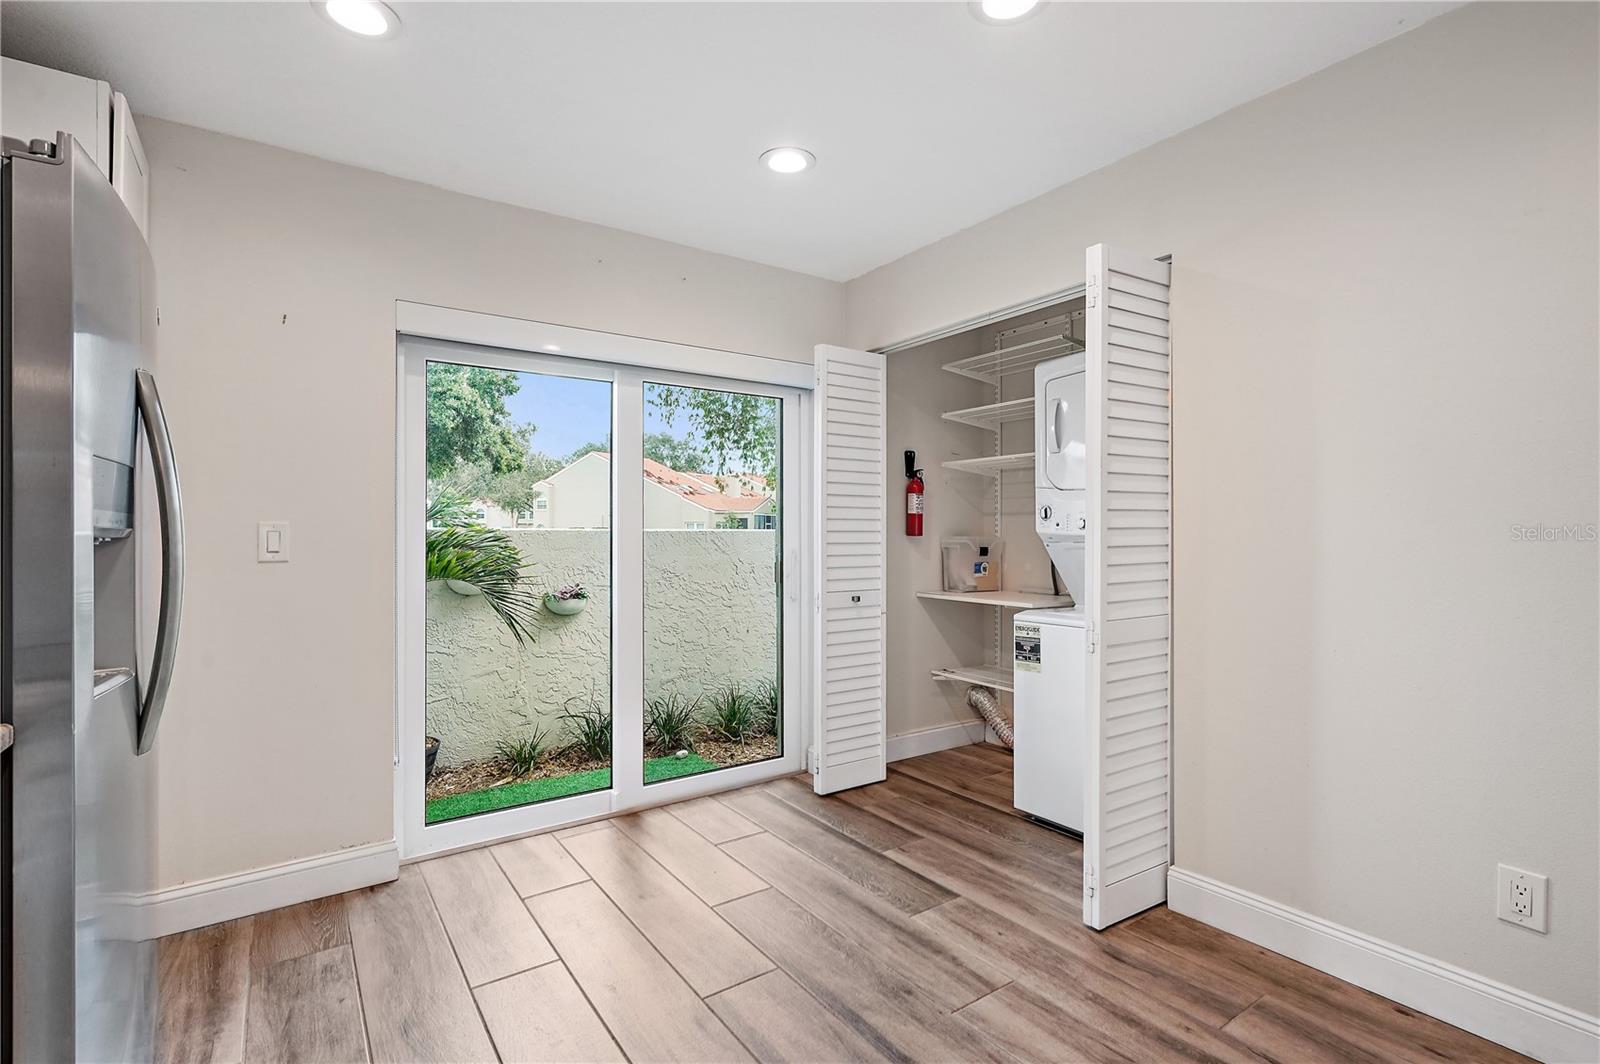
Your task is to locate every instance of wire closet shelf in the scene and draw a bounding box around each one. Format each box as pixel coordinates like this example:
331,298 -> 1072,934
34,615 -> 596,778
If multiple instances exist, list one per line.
941,452 -> 1034,477
940,396 -> 1035,431
941,308 -> 1086,385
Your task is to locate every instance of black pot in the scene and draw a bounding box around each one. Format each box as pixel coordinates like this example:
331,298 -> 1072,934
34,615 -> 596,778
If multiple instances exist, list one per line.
425,735 -> 440,778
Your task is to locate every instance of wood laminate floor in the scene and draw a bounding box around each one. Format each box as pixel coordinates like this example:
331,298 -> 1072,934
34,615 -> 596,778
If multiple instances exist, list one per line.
157,746 -> 1529,1063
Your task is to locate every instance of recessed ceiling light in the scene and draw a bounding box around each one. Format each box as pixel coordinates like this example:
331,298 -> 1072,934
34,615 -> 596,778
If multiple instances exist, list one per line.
760,147 -> 815,175
316,0 -> 401,39
970,0 -> 1041,23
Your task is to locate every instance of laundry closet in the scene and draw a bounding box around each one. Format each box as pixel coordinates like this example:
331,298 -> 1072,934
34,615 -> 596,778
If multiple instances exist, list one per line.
882,298 -> 1085,748
814,245 -> 1174,929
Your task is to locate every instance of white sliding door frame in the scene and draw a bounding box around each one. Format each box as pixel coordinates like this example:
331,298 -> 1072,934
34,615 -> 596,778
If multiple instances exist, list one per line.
613,364 -> 807,816
396,314 -> 810,860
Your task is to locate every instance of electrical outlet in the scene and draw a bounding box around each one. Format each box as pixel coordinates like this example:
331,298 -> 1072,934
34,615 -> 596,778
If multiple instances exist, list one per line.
1497,864 -> 1548,933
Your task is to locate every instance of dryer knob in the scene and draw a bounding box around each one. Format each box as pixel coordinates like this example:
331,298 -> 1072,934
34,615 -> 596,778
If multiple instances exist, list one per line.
1075,514 -> 1087,531
1039,505 -> 1053,521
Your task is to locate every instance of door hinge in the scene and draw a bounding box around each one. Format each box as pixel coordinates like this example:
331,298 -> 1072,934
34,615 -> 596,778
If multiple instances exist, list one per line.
1086,621 -> 1097,654
1086,275 -> 1099,309
806,745 -> 817,774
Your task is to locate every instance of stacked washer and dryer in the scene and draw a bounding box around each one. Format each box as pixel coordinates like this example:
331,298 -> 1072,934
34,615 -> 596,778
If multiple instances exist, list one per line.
1012,354 -> 1090,835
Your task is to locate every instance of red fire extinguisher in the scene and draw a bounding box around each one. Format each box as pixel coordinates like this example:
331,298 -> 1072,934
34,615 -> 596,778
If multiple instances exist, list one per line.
904,450 -> 925,537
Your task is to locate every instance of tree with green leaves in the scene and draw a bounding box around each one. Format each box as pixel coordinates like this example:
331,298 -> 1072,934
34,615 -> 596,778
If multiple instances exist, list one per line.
432,454 -> 562,513
644,431 -> 709,472
426,364 -> 530,477
565,437 -> 611,464
646,385 -> 778,486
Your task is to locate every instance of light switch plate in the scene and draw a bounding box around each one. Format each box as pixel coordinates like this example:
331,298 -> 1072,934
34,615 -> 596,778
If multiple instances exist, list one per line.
258,521 -> 290,563
1497,863 -> 1547,933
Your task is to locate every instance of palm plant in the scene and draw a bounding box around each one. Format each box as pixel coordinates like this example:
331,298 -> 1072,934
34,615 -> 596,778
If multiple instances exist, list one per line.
646,691 -> 702,753
425,492 -> 539,646
705,685 -> 759,744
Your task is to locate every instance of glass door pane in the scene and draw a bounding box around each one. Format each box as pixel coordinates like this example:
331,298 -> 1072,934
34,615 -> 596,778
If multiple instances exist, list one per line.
423,360 -> 613,823
641,383 -> 782,784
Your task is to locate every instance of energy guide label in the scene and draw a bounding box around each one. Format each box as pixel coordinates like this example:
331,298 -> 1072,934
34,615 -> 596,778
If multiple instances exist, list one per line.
1014,623 -> 1041,673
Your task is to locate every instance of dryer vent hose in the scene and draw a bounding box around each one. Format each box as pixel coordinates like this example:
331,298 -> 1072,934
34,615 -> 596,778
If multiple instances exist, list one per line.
966,685 -> 1014,750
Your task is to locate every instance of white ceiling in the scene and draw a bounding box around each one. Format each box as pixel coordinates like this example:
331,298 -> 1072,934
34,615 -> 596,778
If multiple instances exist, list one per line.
3,1 -> 1452,281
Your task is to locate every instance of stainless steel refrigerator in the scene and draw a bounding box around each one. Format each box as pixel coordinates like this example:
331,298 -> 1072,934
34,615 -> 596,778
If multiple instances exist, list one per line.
3,131 -> 182,1061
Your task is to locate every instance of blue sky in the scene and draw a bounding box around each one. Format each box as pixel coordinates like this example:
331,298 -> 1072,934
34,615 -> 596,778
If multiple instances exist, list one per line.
501,372 -> 691,459
501,371 -> 756,467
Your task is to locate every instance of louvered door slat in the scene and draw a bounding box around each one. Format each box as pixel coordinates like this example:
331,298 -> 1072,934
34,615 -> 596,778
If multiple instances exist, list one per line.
1084,244 -> 1174,930
813,345 -> 887,795
1105,308 -> 1171,339
1105,272 -> 1169,302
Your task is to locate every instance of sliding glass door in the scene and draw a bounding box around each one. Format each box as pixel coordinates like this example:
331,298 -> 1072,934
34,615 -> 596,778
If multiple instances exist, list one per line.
420,358 -> 614,826
399,334 -> 803,857
641,382 -> 785,784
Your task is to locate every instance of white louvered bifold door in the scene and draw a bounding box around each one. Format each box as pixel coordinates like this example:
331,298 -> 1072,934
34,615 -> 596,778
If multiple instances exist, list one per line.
1082,244 -> 1173,929
812,345 -> 888,795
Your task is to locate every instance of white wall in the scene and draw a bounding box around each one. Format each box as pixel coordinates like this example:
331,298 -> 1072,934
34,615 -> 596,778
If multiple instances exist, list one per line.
851,2 -> 1598,1018
426,530 -> 613,769
427,530 -> 779,768
884,333 -> 999,738
642,530 -> 782,704
142,118 -> 843,890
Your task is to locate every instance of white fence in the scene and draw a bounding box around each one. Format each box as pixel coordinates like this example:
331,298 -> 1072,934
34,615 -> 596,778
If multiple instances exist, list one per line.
426,529 -> 779,767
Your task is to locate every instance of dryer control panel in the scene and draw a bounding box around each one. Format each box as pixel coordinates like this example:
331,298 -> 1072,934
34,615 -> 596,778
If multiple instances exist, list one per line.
1036,495 -> 1087,537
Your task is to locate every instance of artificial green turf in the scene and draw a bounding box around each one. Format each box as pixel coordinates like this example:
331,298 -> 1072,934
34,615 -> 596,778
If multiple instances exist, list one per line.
425,753 -> 722,824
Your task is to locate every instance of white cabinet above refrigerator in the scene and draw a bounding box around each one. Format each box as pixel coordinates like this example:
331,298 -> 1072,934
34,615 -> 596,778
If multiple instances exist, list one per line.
2,57 -> 150,237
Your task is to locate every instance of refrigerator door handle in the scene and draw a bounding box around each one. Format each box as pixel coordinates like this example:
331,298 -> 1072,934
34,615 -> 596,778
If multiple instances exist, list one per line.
134,369 -> 184,754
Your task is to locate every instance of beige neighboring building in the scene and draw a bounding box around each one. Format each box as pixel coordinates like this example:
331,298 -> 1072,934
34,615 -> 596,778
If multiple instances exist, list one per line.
460,498 -> 529,529
516,451 -> 775,530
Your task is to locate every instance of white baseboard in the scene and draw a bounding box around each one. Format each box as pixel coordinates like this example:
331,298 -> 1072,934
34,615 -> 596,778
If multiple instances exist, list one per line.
1168,867 -> 1600,1064
886,720 -> 988,763
139,841 -> 400,940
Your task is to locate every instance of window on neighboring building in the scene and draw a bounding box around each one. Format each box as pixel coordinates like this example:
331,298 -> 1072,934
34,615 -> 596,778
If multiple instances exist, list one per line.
685,521 -> 706,530
753,514 -> 776,530
535,497 -> 548,510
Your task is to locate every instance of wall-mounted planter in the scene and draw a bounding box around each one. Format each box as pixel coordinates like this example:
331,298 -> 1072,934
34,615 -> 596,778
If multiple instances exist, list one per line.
445,580 -> 483,597
425,735 -> 440,778
543,593 -> 587,616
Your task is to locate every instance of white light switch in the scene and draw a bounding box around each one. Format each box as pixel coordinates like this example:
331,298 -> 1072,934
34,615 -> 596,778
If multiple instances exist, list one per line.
258,521 -> 290,563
